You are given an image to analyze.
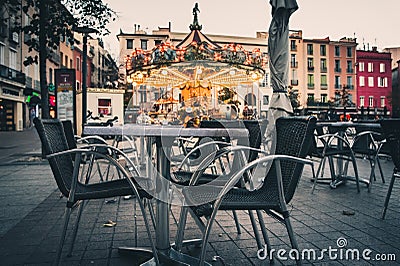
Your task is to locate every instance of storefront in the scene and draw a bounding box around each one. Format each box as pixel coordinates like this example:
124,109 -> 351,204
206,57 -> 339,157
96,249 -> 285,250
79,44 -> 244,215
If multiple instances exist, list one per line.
0,87 -> 25,131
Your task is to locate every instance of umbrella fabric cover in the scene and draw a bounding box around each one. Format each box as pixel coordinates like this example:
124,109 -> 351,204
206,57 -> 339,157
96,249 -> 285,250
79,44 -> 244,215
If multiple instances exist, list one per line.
268,0 -> 298,116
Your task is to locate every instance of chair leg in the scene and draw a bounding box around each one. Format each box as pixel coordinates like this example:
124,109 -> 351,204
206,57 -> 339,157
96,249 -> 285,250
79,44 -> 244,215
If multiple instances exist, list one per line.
350,155 -> 360,193
382,172 -> 396,219
256,210 -> 272,263
368,156 -> 377,192
232,210 -> 241,234
249,211 -> 263,250
175,206 -> 189,252
67,200 -> 86,257
55,207 -> 72,266
377,157 -> 385,183
283,215 -> 301,266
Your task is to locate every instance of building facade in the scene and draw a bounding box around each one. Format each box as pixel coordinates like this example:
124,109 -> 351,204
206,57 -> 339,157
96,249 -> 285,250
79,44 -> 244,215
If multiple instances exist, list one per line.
356,47 -> 392,113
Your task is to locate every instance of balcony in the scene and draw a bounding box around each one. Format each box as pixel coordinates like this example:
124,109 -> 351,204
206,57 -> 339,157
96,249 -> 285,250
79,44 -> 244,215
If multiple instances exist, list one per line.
320,67 -> 327,73
291,79 -> 299,86
321,83 -> 328,89
307,83 -> 315,89
290,45 -> 297,51
290,62 -> 298,68
0,65 -> 26,85
335,68 -> 342,73
308,66 -> 314,72
347,68 -> 354,73
335,84 -> 342,89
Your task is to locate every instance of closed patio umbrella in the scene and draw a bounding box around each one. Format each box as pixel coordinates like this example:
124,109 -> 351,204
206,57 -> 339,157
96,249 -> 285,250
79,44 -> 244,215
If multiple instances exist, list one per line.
268,0 -> 298,119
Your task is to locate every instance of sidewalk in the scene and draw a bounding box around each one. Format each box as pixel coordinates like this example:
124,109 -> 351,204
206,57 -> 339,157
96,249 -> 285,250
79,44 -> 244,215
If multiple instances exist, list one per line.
0,151 -> 399,265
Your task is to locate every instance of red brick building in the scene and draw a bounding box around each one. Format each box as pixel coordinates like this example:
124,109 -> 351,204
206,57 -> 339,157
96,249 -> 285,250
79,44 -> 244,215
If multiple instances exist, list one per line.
356,47 -> 392,114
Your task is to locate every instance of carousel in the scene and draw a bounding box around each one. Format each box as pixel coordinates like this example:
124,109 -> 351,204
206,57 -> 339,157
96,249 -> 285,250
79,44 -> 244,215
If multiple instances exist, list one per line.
125,4 -> 267,125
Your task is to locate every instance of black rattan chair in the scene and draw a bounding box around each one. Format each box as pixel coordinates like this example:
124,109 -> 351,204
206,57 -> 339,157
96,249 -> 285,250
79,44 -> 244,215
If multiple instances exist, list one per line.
175,116 -> 316,265
34,118 -> 158,265
380,119 -> 400,219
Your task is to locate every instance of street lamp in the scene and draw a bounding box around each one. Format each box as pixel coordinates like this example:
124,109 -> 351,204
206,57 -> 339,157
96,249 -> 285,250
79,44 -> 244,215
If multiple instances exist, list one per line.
74,26 -> 98,129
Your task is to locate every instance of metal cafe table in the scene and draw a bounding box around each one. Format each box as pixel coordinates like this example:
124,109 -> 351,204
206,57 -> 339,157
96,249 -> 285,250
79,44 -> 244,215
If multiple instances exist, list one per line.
84,123 -> 248,265
316,121 -> 381,189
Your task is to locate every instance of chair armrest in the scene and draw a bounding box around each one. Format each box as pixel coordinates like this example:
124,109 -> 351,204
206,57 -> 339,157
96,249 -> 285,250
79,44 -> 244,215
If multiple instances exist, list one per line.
177,141 -> 232,170
187,145 -> 269,186
77,135 -> 108,145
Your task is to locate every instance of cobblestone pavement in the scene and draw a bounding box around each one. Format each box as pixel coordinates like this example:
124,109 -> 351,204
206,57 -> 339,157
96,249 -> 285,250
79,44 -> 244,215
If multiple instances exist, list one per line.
0,152 -> 399,265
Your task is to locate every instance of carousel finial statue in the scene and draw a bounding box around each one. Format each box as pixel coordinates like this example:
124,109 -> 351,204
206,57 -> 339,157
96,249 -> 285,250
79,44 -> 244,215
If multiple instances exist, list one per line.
190,3 -> 202,30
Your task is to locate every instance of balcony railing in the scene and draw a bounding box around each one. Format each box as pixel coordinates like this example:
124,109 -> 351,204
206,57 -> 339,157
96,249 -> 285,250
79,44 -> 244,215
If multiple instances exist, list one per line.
308,66 -> 314,72
0,64 -> 26,85
307,83 -> 315,88
321,67 -> 327,73
290,45 -> 297,51
291,79 -> 299,86
291,62 -> 298,68
347,68 -> 354,73
321,83 -> 328,89
335,68 -> 342,73
335,84 -> 342,89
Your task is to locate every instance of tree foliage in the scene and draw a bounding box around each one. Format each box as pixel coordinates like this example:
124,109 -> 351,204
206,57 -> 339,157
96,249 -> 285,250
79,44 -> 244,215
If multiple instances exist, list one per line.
331,85 -> 355,107
287,86 -> 300,109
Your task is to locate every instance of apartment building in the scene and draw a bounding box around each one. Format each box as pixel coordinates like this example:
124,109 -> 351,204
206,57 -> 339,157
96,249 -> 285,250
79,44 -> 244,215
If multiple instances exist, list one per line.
0,3 -> 26,131
289,30 -> 357,108
356,47 -> 392,113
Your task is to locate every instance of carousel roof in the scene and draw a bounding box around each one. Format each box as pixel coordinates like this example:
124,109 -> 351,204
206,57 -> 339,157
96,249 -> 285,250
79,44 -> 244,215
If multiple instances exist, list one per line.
125,4 -> 267,88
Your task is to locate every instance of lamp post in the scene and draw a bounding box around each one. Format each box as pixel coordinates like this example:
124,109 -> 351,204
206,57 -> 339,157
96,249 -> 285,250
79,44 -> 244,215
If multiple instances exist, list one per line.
74,26 -> 98,129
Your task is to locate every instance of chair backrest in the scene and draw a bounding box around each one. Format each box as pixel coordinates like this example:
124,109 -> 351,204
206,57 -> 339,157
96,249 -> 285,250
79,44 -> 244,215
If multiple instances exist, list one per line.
379,119 -> 400,170
62,120 -> 77,150
34,118 -> 74,197
261,116 -> 316,203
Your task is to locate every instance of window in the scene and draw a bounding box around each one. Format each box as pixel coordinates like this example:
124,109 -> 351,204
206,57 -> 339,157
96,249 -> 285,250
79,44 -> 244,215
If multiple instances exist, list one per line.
380,63 -> 385,73
307,44 -> 313,55
49,68 -> 53,84
321,75 -> 327,87
127,39 -> 133,49
378,77 -> 388,87
60,52 -> 64,66
260,73 -> 268,87
320,58 -> 327,71
335,76 -> 341,88
368,77 -> 374,87
347,60 -> 353,73
307,93 -> 315,103
335,60 -> 341,72
70,59 -> 73,69
76,57 -> 80,71
290,40 -> 297,51
360,96 -> 365,107
76,81 -> 80,92
321,94 -> 328,103
0,44 -> 4,65
320,45 -> 326,56
368,62 -> 374,72
141,40 -> 148,50
263,95 -> 270,105
347,47 -> 352,57
369,96 -> 374,107
290,54 -> 297,68
381,96 -> 386,107
335,46 -> 340,56
155,40 -> 162,45
359,62 -> 365,72
307,74 -> 314,88
359,76 -> 365,87
9,49 -> 17,70
98,99 -> 112,116
307,57 -> 314,70
347,76 -> 353,89
65,55 -> 68,68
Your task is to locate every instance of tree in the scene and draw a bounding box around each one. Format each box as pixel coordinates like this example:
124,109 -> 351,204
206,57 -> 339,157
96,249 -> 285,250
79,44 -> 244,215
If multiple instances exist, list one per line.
10,0 -> 116,118
332,85 -> 354,107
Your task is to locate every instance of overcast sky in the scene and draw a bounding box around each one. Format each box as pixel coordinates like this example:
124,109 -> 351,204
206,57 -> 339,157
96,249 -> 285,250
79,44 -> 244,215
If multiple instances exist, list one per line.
102,0 -> 399,59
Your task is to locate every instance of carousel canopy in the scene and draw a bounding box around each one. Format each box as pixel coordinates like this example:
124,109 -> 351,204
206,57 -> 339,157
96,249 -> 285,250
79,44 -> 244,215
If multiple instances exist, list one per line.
125,4 -> 267,88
